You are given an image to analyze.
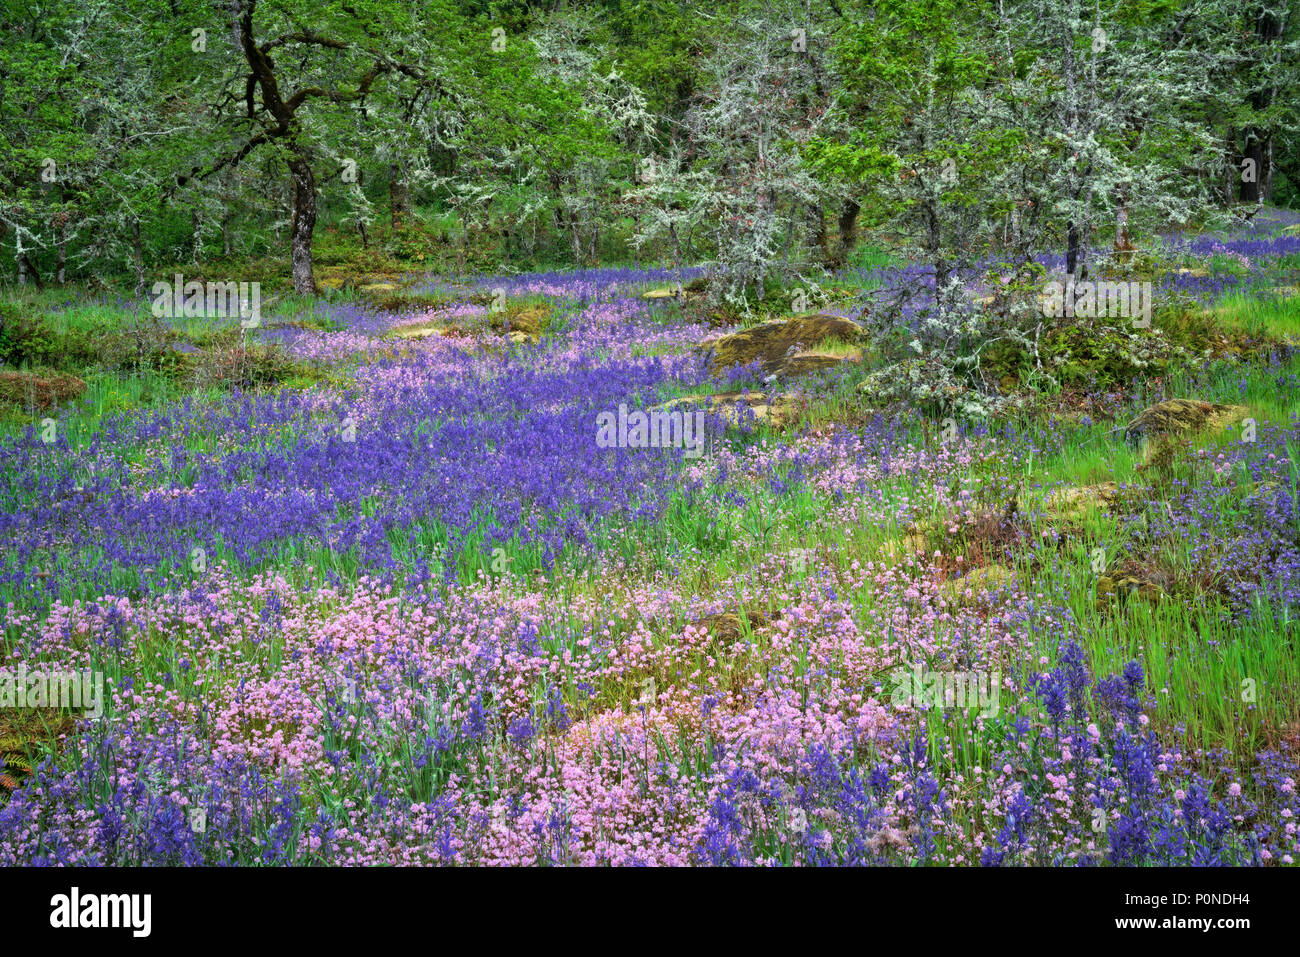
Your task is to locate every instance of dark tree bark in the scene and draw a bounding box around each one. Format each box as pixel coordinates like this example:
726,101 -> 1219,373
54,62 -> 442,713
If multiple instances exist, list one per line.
1224,132 -> 1238,205
55,218 -> 67,284
1113,191 -> 1133,261
131,219 -> 146,295
1242,134 -> 1265,203
1240,8 -> 1281,204
923,198 -> 949,297
388,163 -> 409,229
288,156 -> 318,292
833,198 -> 860,269
1066,221 -> 1083,279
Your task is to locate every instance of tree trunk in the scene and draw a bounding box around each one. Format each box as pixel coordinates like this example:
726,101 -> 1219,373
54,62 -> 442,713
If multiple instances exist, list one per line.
1066,221 -> 1085,280
388,163 -> 409,229
289,154 -> 318,295
806,202 -> 830,268
1006,203 -> 1025,257
56,225 -> 67,284
1113,196 -> 1133,261
237,2 -> 321,295
1240,8 -> 1281,204
1224,132 -> 1237,205
1241,131 -> 1266,204
131,219 -> 146,295
1264,136 -> 1275,202
53,185 -> 68,284
834,198 -> 860,269
18,253 -> 42,289
924,200 -> 949,300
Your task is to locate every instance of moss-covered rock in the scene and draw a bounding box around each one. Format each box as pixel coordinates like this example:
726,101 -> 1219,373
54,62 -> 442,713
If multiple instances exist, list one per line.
1042,482 -> 1121,522
1037,319 -> 1180,388
642,279 -> 706,302
652,390 -> 806,429
1124,399 -> 1250,452
877,533 -> 929,560
780,348 -> 863,377
391,322 -> 450,340
373,291 -> 456,313
688,610 -> 769,642
941,564 -> 1015,606
1097,572 -> 1166,604
487,304 -> 550,342
707,315 -> 866,375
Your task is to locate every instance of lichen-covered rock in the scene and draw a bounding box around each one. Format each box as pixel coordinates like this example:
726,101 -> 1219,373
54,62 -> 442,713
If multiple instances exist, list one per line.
707,315 -> 866,375
688,610 -> 769,642
391,322 -> 449,340
1097,572 -> 1165,603
780,348 -> 863,378
1042,482 -> 1121,521
642,276 -> 707,302
941,564 -> 1015,606
1123,399 -> 1250,449
489,305 -> 549,341
877,533 -> 929,560
653,391 -> 805,429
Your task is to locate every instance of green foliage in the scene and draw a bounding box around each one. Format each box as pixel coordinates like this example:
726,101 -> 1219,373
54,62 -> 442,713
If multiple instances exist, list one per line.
0,0 -> 1294,297
0,308 -> 99,371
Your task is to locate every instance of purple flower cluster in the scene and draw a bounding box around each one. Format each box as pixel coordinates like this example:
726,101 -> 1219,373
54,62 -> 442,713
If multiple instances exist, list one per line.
0,336 -> 711,609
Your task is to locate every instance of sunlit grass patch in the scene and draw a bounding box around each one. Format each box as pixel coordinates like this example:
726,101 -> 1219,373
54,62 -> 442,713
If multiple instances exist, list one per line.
1210,289 -> 1300,343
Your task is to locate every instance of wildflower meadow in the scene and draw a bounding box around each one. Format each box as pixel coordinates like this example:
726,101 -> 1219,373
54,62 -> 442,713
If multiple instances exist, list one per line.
1,0 -> 1298,936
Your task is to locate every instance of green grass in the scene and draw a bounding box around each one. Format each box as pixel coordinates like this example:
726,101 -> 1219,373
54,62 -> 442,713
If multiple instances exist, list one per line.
1208,289 -> 1300,343
846,243 -> 901,271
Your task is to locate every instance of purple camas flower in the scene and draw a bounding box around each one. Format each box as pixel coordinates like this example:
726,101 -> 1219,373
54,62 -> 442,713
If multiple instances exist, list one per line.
508,714 -> 536,746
